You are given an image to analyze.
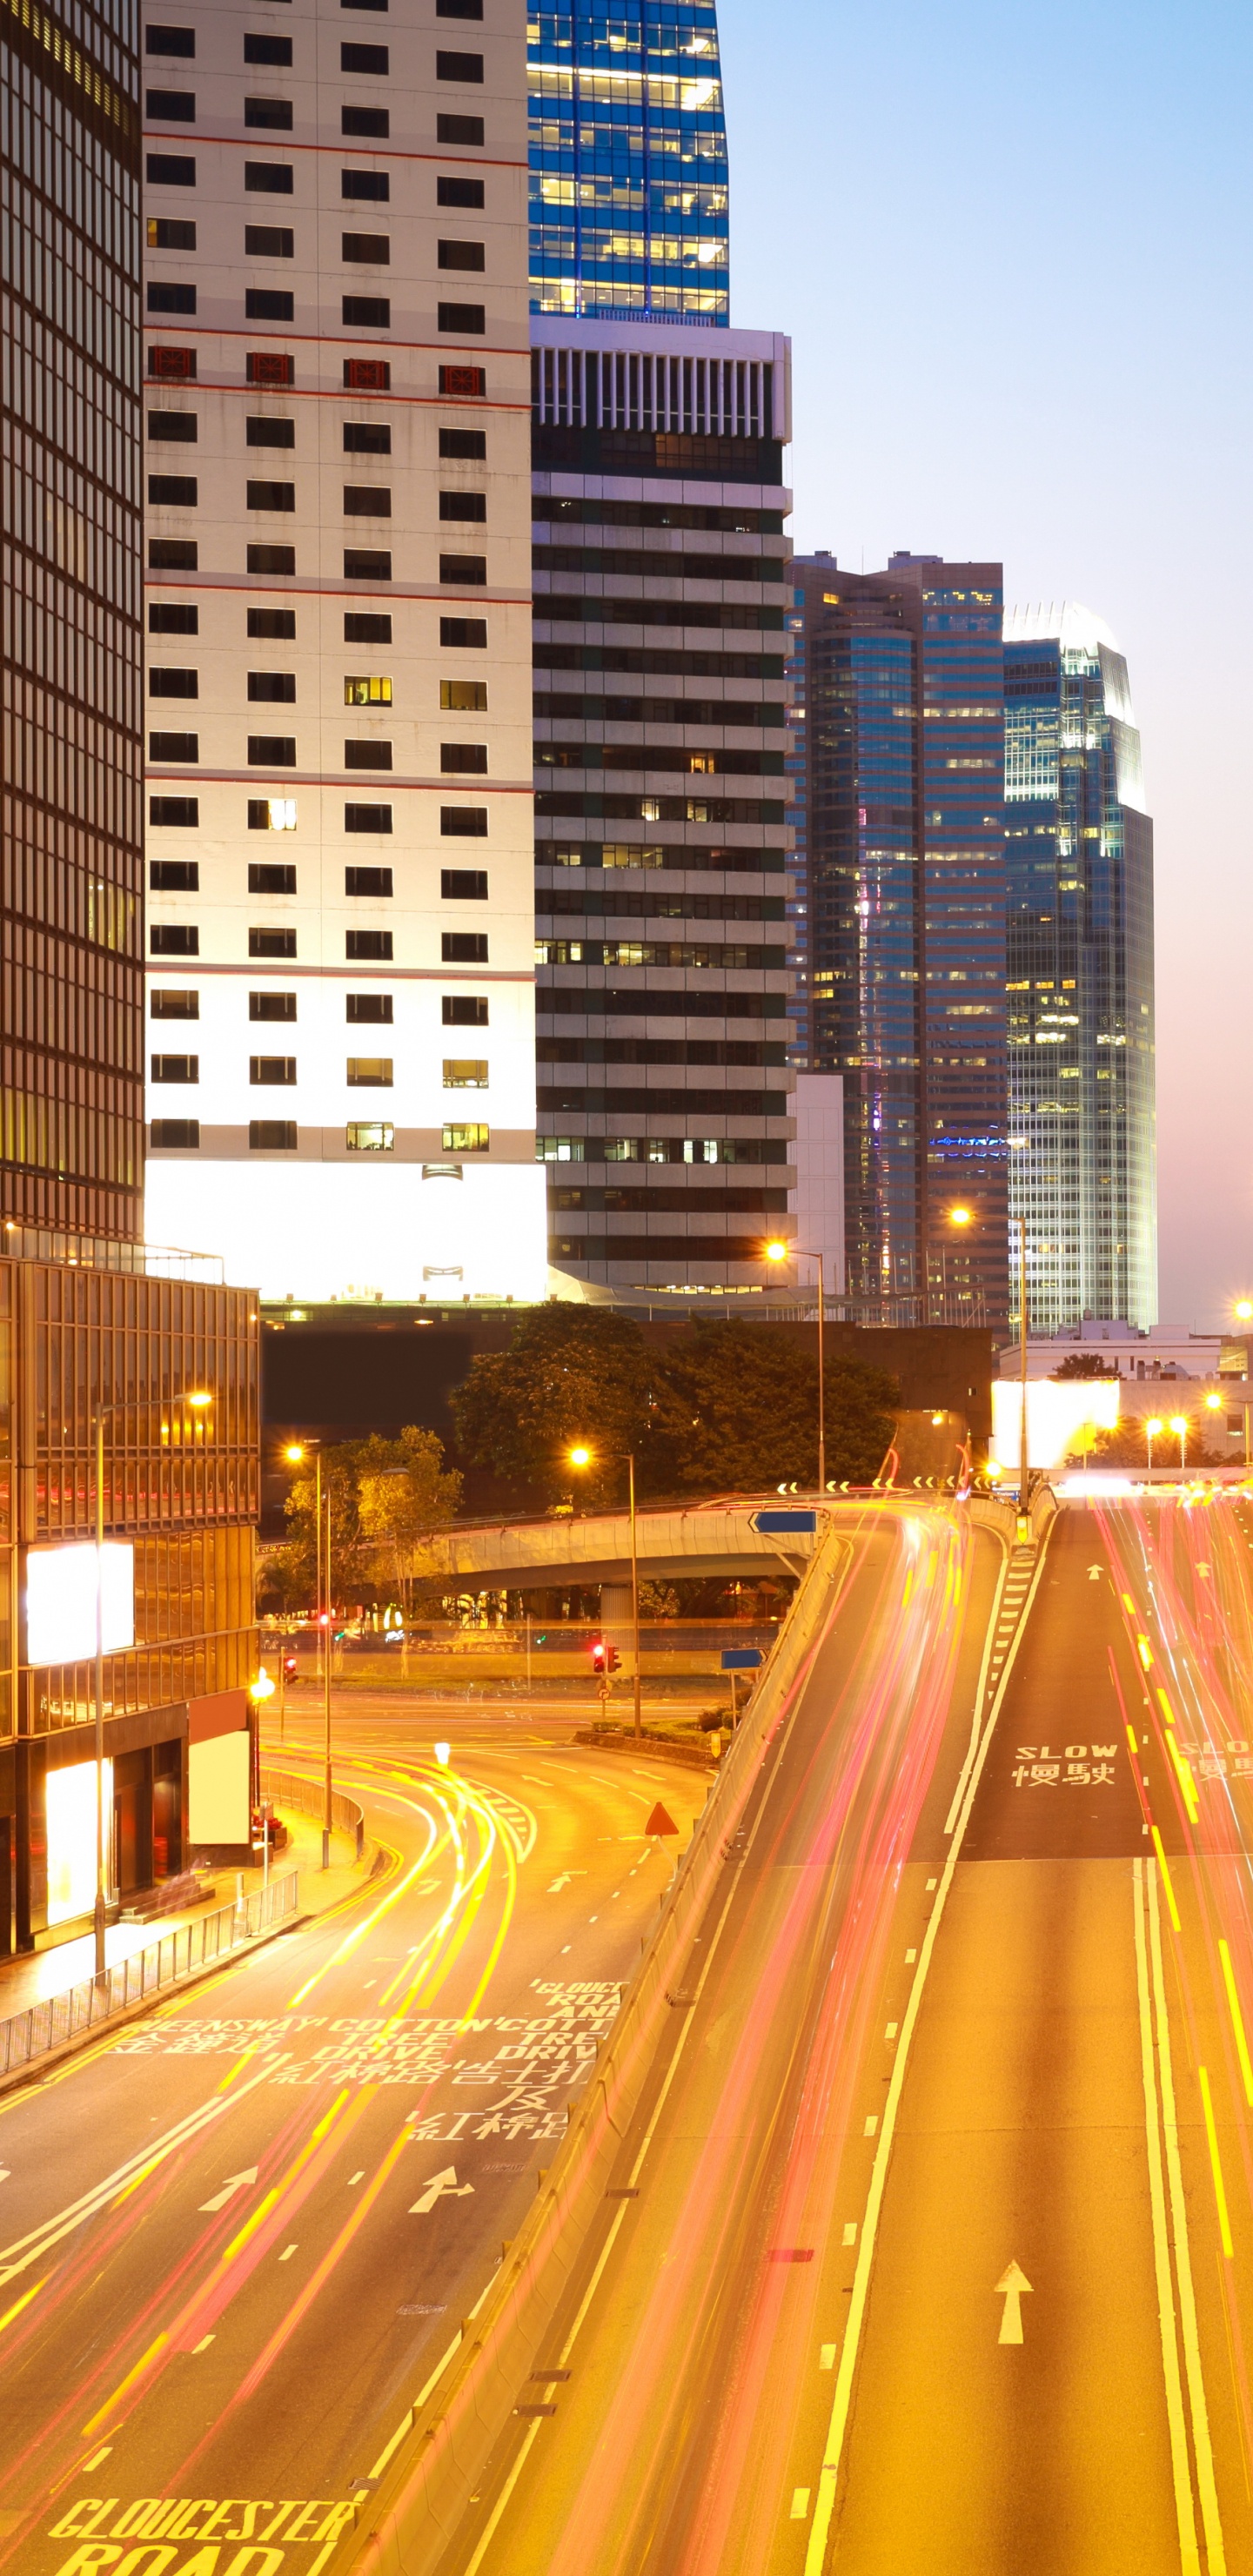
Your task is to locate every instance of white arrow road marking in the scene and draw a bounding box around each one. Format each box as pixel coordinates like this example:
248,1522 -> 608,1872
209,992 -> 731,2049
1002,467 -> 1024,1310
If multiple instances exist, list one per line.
546,1871 -> 587,1894
0,2056 -> 285,2287
1088,1565 -> 1103,1580
995,2259 -> 1032,2344
409,2165 -> 475,2217
198,2167 -> 259,2213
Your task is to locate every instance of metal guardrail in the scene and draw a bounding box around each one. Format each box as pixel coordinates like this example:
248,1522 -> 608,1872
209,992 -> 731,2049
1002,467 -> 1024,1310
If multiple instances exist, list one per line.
0,1871 -> 299,2083
262,1767 -> 366,1862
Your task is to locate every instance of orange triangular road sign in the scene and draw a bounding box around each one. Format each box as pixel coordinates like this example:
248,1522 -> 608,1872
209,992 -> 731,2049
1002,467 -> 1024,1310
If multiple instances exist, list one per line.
646,1802 -> 678,1837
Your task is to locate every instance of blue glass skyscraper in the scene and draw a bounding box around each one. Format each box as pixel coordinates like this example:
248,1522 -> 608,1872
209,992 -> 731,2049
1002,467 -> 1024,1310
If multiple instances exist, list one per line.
529,2 -> 731,322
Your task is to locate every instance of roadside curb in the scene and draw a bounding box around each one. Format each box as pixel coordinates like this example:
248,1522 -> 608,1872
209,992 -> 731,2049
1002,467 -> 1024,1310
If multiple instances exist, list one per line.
572,1728 -> 715,1771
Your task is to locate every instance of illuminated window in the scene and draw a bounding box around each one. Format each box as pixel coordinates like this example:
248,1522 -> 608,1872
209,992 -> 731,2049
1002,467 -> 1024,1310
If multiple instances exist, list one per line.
345,675 -> 392,704
442,1121 -> 489,1152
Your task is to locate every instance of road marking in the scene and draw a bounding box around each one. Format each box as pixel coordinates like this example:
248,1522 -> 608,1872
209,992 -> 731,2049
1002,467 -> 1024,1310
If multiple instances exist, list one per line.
803,1513 -> 1055,2576
819,2344 -> 836,2371
198,2168 -> 259,2214
279,2244 -> 298,2262
994,2260 -> 1031,2344
862,2116 -> 878,2137
1133,1857 -> 1199,2576
410,2165 -> 474,2217
884,2023 -> 897,2042
790,2489 -> 811,2520
1217,1940 -> 1253,2104
1198,2069 -> 1234,2258
80,2446 -> 111,2471
1151,1827 -> 1182,1931
348,2170 -> 365,2186
193,2334 -> 214,2353
904,1948 -> 916,1964
1147,1861 -> 1226,2573
841,2224 -> 857,2247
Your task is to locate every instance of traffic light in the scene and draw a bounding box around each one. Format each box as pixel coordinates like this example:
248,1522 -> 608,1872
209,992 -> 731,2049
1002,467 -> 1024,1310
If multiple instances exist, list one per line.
591,1640 -> 620,1674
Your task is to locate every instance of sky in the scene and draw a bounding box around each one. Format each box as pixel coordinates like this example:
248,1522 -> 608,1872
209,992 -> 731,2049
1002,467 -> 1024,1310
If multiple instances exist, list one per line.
719,0 -> 1253,1331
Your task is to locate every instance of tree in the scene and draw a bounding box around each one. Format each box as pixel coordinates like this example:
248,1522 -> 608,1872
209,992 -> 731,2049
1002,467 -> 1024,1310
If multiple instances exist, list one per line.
357,1426 -> 463,1615
449,1305 -> 658,1507
1050,1354 -> 1120,1380
648,1321 -> 898,1493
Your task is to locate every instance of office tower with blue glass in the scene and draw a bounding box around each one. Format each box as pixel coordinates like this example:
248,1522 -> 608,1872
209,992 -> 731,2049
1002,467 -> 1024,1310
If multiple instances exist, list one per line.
529,2 -> 729,323
1004,604 -> 1156,1332
789,555 -> 1008,1326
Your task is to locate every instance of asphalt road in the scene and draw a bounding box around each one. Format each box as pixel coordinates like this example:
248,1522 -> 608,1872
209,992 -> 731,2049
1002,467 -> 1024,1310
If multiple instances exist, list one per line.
0,1703 -> 706,2574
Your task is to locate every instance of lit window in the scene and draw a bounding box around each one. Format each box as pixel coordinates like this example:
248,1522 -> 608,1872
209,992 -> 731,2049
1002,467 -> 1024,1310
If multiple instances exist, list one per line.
248,797 -> 297,830
440,678 -> 487,711
345,675 -> 392,705
536,1136 -> 584,1162
443,1059 -> 487,1088
346,1122 -> 393,1151
442,1121 -> 489,1152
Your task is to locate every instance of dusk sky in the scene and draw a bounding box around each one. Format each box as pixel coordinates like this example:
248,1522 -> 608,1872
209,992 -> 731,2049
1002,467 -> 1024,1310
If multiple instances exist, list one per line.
720,0 -> 1253,1331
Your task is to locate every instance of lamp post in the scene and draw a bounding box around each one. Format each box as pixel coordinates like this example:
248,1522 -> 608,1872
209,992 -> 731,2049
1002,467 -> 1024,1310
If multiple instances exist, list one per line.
1146,1415 -> 1163,1475
285,1441 -> 333,1866
569,1445 -> 641,1739
1235,1300 -> 1253,1467
91,1386 -> 212,1980
764,1240 -> 826,1495
950,1204 -> 1028,1516
1169,1413 -> 1189,1474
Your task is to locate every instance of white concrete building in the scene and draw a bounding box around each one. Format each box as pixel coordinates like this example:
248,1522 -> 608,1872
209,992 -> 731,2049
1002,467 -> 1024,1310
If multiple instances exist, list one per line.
141,0 -> 546,1302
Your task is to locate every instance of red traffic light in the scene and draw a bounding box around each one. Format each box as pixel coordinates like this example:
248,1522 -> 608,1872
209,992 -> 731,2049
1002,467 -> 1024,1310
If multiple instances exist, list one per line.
591,1640 -> 620,1674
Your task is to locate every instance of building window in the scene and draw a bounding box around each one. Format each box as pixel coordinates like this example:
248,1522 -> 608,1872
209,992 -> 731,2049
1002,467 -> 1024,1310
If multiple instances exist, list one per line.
345,741 -> 392,769
345,803 -> 392,833
148,411 -> 198,443
441,615 -> 486,647
345,675 -> 392,705
344,548 -> 392,580
148,211 -> 198,247
443,1059 -> 487,1087
147,154 -> 197,186
250,990 -> 297,1021
248,671 -> 296,701
246,288 -> 295,321
442,931 -> 487,962
148,23 -> 195,53
151,989 -> 199,1018
436,51 -> 484,81
248,862 -> 297,894
346,613 -> 392,643
151,1053 -> 198,1083
247,352 -> 295,387
439,491 -> 486,522
346,930 -> 392,960
438,238 -> 485,272
151,1119 -> 200,1148
440,806 -> 486,836
248,544 -> 296,574
438,301 -> 485,335
245,97 -> 294,129
342,168 -> 390,201
249,797 -> 298,830
342,41 -> 389,70
440,741 -> 487,775
150,796 -> 200,827
436,115 -> 484,147
251,1057 -> 297,1085
344,484 -> 392,515
347,992 -> 392,1022
440,867 -> 487,899
249,607 -> 297,637
345,865 -> 393,896
344,358 -> 391,391
150,540 -> 198,570
150,602 -> 198,631
343,295 -> 391,327
245,225 -> 294,258
343,231 -> 390,263
442,1122 -> 489,1152
347,1122 -> 394,1150
247,480 -> 296,511
151,859 -> 198,890
250,1120 -> 298,1150
245,33 -> 292,64
151,924 -> 199,956
441,681 -> 487,714
437,174 -> 484,208
150,731 -> 199,762
536,1137 -> 583,1161
148,475 -> 198,507
442,995 -> 487,1025
250,927 -> 298,957
147,87 -> 195,119
345,421 -> 391,453
148,283 -> 197,315
245,161 -> 294,193
437,0 -> 484,15
344,106 -> 389,138
439,553 -> 486,585
248,735 -> 297,766
346,1057 -> 392,1086
439,426 -> 486,460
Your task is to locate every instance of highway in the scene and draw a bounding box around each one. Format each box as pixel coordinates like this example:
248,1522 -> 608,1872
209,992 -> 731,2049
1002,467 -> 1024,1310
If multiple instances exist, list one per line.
400,1493 -> 1253,2576
0,1704 -> 705,2574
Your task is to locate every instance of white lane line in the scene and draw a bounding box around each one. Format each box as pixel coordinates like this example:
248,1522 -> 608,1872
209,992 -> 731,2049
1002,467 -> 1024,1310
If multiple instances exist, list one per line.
1147,1861 -> 1227,2573
803,1516 -> 1056,2576
0,2056 -> 285,2286
943,1535 -> 1011,1835
1133,1859 -> 1200,2576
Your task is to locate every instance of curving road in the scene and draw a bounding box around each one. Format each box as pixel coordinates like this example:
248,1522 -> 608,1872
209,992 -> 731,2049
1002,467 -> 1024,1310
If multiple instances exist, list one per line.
0,1705 -> 706,2574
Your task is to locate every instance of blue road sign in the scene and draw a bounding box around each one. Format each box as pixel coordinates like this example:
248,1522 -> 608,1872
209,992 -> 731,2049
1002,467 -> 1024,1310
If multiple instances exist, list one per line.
748,1509 -> 817,1536
720,1647 -> 763,1671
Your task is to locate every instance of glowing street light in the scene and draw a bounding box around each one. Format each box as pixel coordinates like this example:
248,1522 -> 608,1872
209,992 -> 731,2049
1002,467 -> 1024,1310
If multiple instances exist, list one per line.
1169,1414 -> 1189,1472
570,1443 -> 641,1738
764,1238 -> 827,1493
1146,1415 -> 1163,1472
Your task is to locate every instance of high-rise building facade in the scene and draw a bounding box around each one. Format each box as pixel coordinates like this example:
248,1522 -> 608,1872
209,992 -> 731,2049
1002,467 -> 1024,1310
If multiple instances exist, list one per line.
1004,604 -> 1156,1331
2,0 -> 144,1238
529,0 -> 729,324
790,554 -> 1008,1325
140,0 -> 546,1305
532,317 -> 794,1287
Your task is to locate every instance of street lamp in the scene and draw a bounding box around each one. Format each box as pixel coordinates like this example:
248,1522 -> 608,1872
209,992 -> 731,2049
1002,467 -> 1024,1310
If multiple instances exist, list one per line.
1146,1415 -> 1163,1473
950,1203 -> 1029,1513
764,1238 -> 826,1495
1169,1414 -> 1189,1472
569,1444 -> 641,1739
285,1441 -> 333,1867
91,1386 -> 212,1978
1234,1304 -> 1253,1466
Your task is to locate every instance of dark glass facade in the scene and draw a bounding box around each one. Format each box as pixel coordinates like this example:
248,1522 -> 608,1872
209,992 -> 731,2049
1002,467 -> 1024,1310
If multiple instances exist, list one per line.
1005,613 -> 1156,1329
791,554 -> 1008,1325
1,0 -> 144,1238
529,1 -> 729,323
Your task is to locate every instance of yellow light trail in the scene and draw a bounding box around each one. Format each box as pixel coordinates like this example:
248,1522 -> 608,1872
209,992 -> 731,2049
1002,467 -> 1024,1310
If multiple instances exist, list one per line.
0,2277 -> 44,2338
1218,1939 -> 1253,2107
1199,2067 -> 1235,2257
1152,1828 -> 1182,1932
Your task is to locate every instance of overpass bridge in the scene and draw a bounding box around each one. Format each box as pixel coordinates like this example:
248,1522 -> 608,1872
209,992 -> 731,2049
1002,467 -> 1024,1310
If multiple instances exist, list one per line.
431,1499 -> 828,1592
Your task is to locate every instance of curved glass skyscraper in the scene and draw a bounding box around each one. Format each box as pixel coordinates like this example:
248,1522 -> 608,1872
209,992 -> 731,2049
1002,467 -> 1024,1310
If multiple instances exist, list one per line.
529,1 -> 730,322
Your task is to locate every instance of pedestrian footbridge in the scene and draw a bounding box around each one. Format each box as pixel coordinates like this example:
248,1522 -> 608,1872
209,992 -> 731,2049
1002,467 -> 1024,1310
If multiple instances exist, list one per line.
432,1500 -> 826,1591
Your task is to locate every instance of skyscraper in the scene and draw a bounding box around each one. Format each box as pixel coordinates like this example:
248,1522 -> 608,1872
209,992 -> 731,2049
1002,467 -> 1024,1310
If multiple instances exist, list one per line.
2,0 -> 144,1238
1004,604 -> 1156,1331
533,318 -> 794,1288
790,554 -> 1008,1325
140,0 -> 546,1305
529,1 -> 730,324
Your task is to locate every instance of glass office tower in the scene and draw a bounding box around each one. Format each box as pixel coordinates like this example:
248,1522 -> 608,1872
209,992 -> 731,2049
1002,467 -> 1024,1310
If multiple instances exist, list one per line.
1,0 -> 144,1238
791,554 -> 1008,1326
1004,605 -> 1156,1331
529,1 -> 729,322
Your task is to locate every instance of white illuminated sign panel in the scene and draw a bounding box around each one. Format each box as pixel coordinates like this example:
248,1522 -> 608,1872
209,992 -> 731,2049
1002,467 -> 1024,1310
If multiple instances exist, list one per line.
46,1758 -> 111,1927
991,1376 -> 1121,1472
25,1543 -> 136,1667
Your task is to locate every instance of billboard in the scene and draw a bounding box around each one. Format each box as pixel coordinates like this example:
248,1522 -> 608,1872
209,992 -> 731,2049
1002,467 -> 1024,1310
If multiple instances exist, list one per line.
991,1376 -> 1121,1473
25,1542 -> 136,1667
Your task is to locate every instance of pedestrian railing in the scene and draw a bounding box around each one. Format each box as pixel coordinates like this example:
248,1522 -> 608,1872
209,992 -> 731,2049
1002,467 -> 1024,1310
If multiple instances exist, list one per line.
0,1869 -> 299,2082
262,1766 -> 366,1861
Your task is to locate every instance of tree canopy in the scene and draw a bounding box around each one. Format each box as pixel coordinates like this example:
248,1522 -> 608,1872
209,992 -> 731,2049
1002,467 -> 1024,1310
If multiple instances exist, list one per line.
272,1426 -> 462,1610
